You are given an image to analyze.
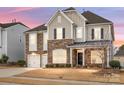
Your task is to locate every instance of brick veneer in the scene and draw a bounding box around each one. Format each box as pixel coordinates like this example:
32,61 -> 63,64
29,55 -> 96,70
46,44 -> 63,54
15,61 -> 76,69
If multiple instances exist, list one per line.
25,32 -> 47,62
48,39 -> 74,64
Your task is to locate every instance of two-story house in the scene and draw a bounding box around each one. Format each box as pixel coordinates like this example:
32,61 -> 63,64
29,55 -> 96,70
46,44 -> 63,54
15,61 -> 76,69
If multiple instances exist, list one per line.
0,22 -> 29,62
25,7 -> 114,68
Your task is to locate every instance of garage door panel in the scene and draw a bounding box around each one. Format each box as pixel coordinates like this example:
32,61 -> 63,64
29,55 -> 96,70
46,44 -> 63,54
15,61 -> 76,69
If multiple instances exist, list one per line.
28,54 -> 40,68
42,54 -> 48,68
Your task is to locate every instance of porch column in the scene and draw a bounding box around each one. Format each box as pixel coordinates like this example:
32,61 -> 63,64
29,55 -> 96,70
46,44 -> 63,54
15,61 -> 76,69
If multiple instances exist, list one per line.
82,48 -> 85,66
70,48 -> 73,67
107,46 -> 110,67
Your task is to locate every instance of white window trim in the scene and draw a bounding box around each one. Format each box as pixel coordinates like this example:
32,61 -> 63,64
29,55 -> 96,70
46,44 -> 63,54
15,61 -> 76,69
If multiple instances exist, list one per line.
76,27 -> 82,39
29,33 -> 37,51
56,27 -> 62,39
92,27 -> 104,40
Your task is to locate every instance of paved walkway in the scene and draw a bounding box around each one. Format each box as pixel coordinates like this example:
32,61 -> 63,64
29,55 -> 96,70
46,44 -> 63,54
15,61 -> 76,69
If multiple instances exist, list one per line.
0,68 -> 37,77
13,76 -> 117,85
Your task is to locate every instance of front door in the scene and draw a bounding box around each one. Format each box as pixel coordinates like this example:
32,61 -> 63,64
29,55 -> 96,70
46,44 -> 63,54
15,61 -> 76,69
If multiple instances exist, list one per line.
77,53 -> 83,66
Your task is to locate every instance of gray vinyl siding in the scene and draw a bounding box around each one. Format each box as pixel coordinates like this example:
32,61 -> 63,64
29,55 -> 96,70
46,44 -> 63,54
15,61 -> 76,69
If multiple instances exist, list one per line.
64,11 -> 86,42
6,24 -> 29,62
48,12 -> 72,40
86,24 -> 112,41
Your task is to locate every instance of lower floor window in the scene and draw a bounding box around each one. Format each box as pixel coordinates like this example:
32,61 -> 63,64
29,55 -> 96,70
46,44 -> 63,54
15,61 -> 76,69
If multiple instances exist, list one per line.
52,49 -> 67,63
91,50 -> 104,64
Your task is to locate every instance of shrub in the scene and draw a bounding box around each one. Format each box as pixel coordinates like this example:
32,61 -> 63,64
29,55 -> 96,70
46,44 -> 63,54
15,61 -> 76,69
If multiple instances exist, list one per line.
66,64 -> 71,67
1,54 -> 9,64
46,64 -> 53,68
109,60 -> 121,69
17,60 -> 26,67
0,59 -> 2,64
46,64 -> 71,68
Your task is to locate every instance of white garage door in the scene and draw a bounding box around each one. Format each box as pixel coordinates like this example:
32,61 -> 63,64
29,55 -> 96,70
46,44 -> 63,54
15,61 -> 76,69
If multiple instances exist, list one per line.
53,49 -> 67,63
28,54 -> 40,68
42,54 -> 48,68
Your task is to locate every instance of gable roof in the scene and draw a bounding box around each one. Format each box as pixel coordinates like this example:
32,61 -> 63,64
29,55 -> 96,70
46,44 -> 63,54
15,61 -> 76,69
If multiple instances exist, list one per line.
47,10 -> 74,25
82,11 -> 112,24
25,24 -> 47,33
63,7 -> 76,11
0,22 -> 29,28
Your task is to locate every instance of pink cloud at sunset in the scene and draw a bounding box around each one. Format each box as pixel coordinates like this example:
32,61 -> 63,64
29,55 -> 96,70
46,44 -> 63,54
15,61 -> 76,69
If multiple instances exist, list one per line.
0,10 -> 41,28
9,7 -> 39,13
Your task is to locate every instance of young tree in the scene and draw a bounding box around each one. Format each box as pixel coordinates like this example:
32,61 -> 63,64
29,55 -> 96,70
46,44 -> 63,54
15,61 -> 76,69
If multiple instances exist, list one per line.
96,44 -> 108,69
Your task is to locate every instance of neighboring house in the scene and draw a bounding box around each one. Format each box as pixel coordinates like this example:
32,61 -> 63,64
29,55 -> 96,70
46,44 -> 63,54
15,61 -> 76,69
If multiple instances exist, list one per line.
0,22 -> 29,62
114,47 -> 124,67
25,7 -> 114,68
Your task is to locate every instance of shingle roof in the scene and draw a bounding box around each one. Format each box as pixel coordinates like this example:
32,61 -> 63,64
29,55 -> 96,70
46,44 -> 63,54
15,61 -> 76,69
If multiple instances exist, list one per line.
114,45 -> 124,56
115,50 -> 124,56
63,7 -> 76,11
82,11 -> 112,24
67,40 -> 111,48
25,24 -> 47,32
0,22 -> 29,28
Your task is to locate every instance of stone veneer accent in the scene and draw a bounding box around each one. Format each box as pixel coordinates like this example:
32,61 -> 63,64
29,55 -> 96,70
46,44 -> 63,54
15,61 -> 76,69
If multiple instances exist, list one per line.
48,39 -> 74,64
25,32 -> 47,63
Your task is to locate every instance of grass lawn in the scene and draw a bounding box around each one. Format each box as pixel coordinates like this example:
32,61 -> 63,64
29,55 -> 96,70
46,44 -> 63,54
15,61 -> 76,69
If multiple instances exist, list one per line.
15,68 -> 124,84
0,77 -> 69,85
0,65 -> 22,69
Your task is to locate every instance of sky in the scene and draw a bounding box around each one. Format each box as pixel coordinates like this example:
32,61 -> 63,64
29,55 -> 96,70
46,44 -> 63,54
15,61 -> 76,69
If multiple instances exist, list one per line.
0,7 -> 123,47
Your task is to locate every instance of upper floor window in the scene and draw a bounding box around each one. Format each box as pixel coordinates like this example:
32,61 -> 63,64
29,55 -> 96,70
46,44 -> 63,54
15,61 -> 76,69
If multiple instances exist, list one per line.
57,28 -> 62,39
91,29 -> 94,40
91,27 -> 104,40
54,28 -> 65,39
76,27 -> 82,39
94,28 -> 100,40
58,16 -> 61,23
101,28 -> 104,39
29,33 -> 37,51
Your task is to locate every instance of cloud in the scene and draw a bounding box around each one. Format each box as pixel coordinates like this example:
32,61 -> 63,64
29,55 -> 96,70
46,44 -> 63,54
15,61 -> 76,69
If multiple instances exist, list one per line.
8,7 -> 39,13
0,12 -> 41,28
0,7 -> 39,15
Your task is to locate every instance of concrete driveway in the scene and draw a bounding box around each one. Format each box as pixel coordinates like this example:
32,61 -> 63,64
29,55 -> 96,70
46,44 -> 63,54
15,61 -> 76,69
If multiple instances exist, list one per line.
0,68 -> 37,77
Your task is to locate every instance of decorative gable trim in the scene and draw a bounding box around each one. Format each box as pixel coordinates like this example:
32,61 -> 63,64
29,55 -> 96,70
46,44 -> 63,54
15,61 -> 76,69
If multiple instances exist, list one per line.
46,10 -> 74,26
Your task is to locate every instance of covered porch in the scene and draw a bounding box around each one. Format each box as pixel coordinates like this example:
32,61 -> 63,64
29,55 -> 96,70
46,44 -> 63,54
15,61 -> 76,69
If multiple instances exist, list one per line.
68,41 -> 111,68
